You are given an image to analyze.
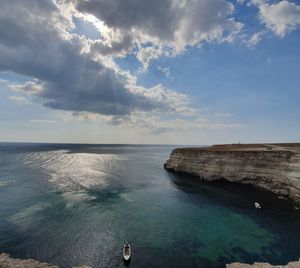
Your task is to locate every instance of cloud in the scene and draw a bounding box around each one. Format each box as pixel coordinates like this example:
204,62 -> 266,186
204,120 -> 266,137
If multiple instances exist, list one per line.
76,0 -> 181,44
29,119 -> 57,123
89,33 -> 134,57
247,31 -> 266,46
0,0 -> 244,132
157,66 -> 171,78
7,96 -> 29,103
76,0 -> 243,64
136,46 -> 165,70
0,79 -> 8,86
9,81 -> 43,95
214,112 -> 233,117
252,0 -> 300,37
0,0 -> 188,117
72,110 -> 243,134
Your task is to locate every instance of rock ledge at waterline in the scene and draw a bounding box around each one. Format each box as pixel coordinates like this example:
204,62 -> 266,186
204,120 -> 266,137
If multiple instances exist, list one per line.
0,253 -> 91,268
227,259 -> 300,267
164,143 -> 300,204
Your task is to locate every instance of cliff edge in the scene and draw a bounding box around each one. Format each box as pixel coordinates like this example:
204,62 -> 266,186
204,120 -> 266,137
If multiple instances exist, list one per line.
164,143 -> 300,204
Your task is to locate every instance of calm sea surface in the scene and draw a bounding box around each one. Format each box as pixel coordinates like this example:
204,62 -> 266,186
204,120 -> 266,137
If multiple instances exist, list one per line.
0,143 -> 300,267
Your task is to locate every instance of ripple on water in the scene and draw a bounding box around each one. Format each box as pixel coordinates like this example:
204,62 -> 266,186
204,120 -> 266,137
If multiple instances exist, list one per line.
62,191 -> 96,208
22,151 -> 125,191
8,203 -> 47,227
0,180 -> 15,188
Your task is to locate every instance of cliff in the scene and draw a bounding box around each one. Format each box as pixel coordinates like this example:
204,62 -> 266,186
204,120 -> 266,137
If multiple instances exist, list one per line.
164,143 -> 300,204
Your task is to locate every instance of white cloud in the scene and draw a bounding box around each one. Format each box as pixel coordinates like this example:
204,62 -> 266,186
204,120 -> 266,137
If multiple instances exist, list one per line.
0,1 -> 190,117
7,96 -> 29,103
252,0 -> 300,37
136,46 -> 165,70
72,110 -> 243,134
76,0 -> 244,66
215,112 -> 233,117
0,0 -> 244,133
157,66 -> 171,78
247,31 -> 266,46
9,81 -> 43,95
29,119 -> 57,123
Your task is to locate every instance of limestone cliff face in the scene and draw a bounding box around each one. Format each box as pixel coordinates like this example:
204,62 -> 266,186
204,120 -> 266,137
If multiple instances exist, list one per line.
164,144 -> 300,204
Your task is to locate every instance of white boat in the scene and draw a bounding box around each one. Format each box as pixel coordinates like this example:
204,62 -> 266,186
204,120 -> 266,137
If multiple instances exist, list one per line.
123,243 -> 131,261
254,202 -> 261,209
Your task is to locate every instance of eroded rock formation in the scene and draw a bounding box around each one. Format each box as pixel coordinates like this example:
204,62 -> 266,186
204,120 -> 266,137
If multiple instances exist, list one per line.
164,143 -> 300,204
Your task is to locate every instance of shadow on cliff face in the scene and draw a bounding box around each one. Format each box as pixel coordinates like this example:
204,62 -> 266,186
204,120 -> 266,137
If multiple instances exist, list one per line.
165,171 -> 297,212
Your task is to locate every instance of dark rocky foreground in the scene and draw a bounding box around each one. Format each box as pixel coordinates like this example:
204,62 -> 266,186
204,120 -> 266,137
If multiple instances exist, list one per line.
164,143 -> 300,205
0,253 -> 91,268
1,253 -> 300,268
226,259 -> 300,267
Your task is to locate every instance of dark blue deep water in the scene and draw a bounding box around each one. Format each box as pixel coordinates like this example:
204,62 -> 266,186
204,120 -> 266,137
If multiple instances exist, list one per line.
0,143 -> 300,267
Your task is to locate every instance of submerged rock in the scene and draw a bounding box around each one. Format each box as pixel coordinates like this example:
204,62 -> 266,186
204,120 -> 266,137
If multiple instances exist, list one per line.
164,143 -> 300,204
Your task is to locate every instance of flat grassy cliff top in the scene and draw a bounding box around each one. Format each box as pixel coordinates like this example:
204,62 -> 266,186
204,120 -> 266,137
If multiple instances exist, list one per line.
173,143 -> 300,153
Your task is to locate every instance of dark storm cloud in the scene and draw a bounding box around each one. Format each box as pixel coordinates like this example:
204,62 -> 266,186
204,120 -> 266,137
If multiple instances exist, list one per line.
76,0 -> 180,41
0,0 -> 169,116
76,0 -> 242,51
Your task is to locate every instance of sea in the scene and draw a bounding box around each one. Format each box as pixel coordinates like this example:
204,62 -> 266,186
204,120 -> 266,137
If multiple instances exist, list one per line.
0,143 -> 300,267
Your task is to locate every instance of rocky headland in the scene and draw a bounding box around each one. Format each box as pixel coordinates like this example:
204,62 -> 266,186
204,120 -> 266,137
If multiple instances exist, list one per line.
164,143 -> 300,204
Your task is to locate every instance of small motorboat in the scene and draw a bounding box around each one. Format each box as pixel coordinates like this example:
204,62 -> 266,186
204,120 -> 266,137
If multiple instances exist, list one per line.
123,243 -> 131,262
254,202 -> 261,209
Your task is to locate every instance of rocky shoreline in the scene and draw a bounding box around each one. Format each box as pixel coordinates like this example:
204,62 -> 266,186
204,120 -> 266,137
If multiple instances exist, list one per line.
1,253 -> 300,268
227,259 -> 300,267
164,143 -> 300,205
0,253 -> 91,268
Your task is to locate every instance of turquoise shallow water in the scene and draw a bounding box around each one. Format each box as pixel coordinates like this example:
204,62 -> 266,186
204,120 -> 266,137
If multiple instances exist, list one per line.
0,143 -> 300,267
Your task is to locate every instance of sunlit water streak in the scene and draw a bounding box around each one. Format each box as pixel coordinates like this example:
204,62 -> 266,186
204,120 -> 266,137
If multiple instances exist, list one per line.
22,150 -> 124,190
0,143 -> 300,267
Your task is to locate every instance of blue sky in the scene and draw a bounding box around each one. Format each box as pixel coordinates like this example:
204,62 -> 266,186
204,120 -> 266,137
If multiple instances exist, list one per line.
0,0 -> 299,144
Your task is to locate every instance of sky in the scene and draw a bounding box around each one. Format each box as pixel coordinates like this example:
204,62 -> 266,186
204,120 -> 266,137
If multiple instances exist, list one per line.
0,0 -> 299,145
